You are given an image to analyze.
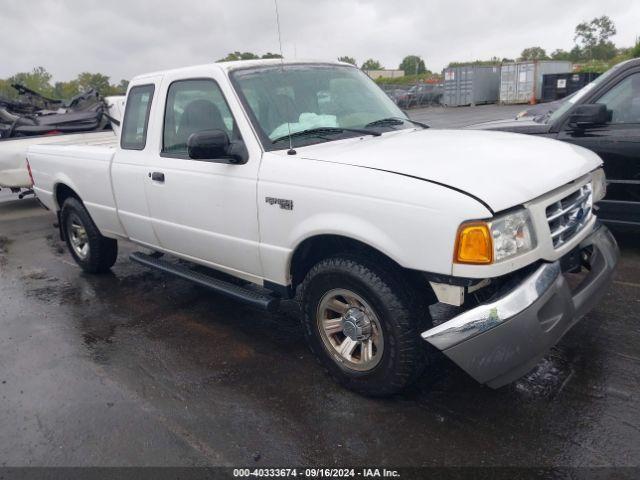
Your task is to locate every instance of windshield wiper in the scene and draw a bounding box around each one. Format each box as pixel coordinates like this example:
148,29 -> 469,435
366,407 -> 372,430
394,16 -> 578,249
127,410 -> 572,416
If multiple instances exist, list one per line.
365,117 -> 430,129
272,126 -> 380,145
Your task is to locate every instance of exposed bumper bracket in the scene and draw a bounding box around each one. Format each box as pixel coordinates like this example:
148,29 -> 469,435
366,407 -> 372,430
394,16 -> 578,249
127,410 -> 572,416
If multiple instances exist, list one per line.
422,224 -> 619,388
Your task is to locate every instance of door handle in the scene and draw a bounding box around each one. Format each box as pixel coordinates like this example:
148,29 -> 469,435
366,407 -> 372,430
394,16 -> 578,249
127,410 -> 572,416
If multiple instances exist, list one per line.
150,172 -> 165,183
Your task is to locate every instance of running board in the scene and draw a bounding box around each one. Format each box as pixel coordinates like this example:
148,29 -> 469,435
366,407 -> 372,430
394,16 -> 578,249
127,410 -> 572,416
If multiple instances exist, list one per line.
130,252 -> 280,312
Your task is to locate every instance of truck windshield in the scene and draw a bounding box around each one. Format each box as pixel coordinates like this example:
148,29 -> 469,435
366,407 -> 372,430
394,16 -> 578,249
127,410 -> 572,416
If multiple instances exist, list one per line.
230,64 -> 411,150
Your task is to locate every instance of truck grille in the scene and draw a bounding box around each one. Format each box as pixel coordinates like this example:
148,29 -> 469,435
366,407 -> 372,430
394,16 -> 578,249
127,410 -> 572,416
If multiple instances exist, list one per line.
546,184 -> 593,248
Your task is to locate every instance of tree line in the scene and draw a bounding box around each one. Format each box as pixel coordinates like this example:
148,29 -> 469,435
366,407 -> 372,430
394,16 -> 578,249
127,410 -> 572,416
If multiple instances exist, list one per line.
216,52 -> 432,76
2,15 -> 637,101
337,55 -> 430,75
343,16 -> 639,75
216,51 -> 283,61
520,16 -> 630,62
450,16 -> 639,73
0,50 -> 285,101
0,67 -> 129,101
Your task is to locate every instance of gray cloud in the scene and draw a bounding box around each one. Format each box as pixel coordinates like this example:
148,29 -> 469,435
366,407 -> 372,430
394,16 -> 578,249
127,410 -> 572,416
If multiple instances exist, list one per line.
1,0 -> 638,82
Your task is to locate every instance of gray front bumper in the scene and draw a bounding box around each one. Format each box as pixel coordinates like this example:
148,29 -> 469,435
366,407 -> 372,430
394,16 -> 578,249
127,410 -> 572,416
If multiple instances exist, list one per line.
422,224 -> 619,388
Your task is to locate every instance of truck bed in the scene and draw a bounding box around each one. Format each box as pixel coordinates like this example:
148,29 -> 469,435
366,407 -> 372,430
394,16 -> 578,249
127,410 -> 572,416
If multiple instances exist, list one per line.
28,132 -> 123,237
0,131 -> 116,189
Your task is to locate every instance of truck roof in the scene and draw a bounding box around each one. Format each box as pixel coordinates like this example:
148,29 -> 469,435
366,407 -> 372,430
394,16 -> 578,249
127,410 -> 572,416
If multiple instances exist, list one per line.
131,59 -> 351,82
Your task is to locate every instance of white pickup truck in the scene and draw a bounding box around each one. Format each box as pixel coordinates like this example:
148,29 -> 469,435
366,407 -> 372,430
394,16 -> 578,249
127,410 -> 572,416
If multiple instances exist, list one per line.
28,59 -> 619,396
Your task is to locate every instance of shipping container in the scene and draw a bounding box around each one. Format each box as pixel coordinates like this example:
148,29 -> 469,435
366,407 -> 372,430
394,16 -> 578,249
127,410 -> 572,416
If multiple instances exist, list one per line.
500,61 -> 572,104
442,65 -> 500,107
541,72 -> 601,102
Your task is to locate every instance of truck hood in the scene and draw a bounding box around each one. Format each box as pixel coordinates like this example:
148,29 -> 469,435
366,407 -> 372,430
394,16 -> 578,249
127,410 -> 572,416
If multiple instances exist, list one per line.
296,129 -> 602,213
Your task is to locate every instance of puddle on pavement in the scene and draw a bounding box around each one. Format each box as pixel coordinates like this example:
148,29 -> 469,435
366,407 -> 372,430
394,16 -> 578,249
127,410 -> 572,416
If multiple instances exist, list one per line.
514,346 -> 574,399
0,235 -> 10,266
0,235 -> 10,252
45,233 -> 65,255
20,268 -> 50,280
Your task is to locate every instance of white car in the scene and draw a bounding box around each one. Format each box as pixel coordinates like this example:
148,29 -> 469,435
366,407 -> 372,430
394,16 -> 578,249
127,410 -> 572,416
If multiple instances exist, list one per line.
27,59 -> 619,396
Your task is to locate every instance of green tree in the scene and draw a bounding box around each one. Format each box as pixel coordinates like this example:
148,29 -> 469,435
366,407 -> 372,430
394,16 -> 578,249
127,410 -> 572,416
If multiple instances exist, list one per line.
591,42 -> 618,61
338,56 -> 356,66
632,39 -> 640,58
361,58 -> 383,70
550,49 -> 572,61
1,69 -> 128,102
0,79 -> 14,99
217,51 -> 260,62
448,59 -> 500,67
592,16 -> 617,43
8,66 -> 54,96
53,80 -> 80,100
76,72 -> 111,94
399,55 -> 426,74
116,79 -> 129,93
575,16 -> 617,60
569,45 -> 585,62
519,47 -> 549,61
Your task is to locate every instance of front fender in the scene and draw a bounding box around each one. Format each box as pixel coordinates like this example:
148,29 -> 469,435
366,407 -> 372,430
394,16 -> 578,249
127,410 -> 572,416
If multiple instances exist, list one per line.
287,212 -> 404,269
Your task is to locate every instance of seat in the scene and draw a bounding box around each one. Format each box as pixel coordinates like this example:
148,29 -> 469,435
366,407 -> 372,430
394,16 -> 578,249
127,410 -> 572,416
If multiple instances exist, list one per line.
175,99 -> 226,147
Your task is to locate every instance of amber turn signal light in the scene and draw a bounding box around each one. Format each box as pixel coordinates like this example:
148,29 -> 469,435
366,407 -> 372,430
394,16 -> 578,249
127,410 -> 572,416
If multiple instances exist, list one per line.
455,222 -> 493,264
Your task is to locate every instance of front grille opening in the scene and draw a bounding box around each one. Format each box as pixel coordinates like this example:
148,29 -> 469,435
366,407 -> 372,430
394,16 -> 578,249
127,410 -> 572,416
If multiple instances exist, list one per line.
546,184 -> 592,248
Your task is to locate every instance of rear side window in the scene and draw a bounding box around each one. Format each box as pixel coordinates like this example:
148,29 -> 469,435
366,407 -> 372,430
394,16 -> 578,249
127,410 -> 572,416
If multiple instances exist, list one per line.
121,84 -> 155,150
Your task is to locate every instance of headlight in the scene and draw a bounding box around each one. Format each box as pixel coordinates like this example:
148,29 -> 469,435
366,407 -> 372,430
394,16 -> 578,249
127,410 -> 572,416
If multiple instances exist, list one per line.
490,210 -> 536,262
455,210 -> 536,264
592,168 -> 607,202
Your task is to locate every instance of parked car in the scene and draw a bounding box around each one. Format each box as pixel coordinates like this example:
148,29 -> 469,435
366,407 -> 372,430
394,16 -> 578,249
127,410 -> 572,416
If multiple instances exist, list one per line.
28,59 -> 618,396
471,58 -> 640,227
385,88 -> 411,107
384,84 -> 443,109
406,84 -> 443,107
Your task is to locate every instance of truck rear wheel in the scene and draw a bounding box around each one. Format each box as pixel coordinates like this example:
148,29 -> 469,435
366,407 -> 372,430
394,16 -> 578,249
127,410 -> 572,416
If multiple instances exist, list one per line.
60,197 -> 118,273
300,254 -> 429,397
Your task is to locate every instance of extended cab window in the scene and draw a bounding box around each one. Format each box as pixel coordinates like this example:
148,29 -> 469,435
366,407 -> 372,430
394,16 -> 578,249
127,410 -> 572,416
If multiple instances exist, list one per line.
163,79 -> 239,156
121,84 -> 154,150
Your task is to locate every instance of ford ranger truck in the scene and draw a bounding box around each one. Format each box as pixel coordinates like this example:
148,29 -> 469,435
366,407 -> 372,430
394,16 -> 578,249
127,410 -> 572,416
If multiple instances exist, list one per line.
27,60 -> 619,397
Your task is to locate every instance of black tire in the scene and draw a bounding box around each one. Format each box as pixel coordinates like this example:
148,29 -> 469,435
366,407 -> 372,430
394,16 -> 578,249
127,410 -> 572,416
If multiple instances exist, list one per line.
300,254 -> 431,397
60,197 -> 118,273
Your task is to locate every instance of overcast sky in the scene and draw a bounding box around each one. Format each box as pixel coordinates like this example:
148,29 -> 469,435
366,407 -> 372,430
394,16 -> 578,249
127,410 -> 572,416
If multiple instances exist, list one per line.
1,0 -> 638,82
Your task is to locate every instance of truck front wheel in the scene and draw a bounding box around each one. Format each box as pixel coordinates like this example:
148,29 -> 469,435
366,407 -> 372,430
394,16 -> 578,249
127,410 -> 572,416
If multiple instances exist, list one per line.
60,197 -> 118,273
300,254 -> 430,397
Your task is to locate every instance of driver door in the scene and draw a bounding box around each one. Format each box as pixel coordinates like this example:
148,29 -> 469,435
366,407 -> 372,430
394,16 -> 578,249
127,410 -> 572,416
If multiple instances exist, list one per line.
143,75 -> 263,281
558,71 -> 640,226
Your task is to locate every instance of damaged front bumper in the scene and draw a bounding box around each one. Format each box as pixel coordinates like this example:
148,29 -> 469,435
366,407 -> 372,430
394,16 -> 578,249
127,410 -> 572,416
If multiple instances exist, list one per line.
422,224 -> 619,388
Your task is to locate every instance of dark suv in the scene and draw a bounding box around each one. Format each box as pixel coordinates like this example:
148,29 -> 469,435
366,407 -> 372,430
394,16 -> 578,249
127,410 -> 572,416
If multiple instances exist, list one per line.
471,58 -> 640,228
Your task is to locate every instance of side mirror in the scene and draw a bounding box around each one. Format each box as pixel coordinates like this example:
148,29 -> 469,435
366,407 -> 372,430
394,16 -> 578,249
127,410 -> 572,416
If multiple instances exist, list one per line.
187,129 -> 233,161
568,104 -> 610,128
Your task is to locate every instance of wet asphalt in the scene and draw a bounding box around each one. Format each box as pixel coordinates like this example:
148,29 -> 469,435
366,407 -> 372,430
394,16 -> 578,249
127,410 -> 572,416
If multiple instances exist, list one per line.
1,105 -> 639,468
